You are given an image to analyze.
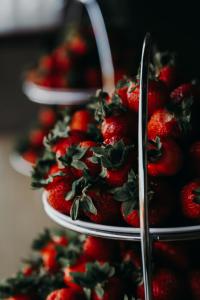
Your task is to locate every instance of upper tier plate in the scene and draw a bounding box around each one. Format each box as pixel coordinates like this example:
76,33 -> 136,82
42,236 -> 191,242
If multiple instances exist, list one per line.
23,81 -> 96,105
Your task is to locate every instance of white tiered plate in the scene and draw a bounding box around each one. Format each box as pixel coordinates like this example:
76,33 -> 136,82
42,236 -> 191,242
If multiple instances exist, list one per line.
9,152 -> 33,177
23,81 -> 96,105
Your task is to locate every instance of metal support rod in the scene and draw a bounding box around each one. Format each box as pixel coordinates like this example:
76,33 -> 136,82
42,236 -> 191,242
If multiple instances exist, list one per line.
77,0 -> 115,93
138,33 -> 152,300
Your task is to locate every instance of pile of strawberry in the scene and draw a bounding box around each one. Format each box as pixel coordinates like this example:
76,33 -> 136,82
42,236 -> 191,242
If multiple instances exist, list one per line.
31,51 -> 200,227
26,25 -> 102,89
1,228 -> 200,300
16,107 -> 59,165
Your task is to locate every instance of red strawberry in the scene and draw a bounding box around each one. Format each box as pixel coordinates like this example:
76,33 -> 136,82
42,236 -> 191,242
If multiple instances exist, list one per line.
84,190 -> 121,225
70,110 -> 93,133
83,236 -> 119,262
53,46 -> 71,73
47,180 -> 73,215
103,136 -> 132,146
71,141 -> 100,178
122,180 -> 174,227
41,243 -> 58,272
148,137 -> 183,176
22,150 -> 37,164
154,241 -> 189,270
45,164 -> 73,191
181,179 -> 200,220
189,141 -> 200,176
158,65 -> 178,90
170,83 -> 194,103
69,36 -> 88,56
22,265 -> 35,277
188,270 -> 200,300
148,108 -> 181,140
52,234 -> 68,246
92,277 -> 124,300
137,268 -> 180,300
115,78 -> 130,107
105,161 -> 132,187
52,134 -> 84,157
38,108 -> 56,128
64,262 -> 86,292
29,129 -> 46,148
101,113 -> 136,141
39,55 -> 54,72
122,248 -> 141,270
127,80 -> 167,117
46,288 -> 85,300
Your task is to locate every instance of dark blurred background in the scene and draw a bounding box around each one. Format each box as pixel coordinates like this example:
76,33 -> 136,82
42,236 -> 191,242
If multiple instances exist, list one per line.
1,0 -> 200,133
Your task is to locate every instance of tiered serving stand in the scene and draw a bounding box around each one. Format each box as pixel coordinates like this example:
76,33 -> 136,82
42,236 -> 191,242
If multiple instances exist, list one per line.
42,33 -> 200,300
11,1 -> 200,299
10,0 -> 115,176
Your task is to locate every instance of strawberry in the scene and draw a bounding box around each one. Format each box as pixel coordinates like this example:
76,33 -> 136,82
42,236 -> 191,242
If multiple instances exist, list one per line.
104,164 -> 131,187
39,55 -> 54,72
170,83 -> 194,103
121,179 -> 174,227
148,108 -> 181,140
127,80 -> 167,117
64,262 -> 86,292
38,108 -> 56,128
70,110 -> 93,133
84,190 -> 121,225
122,248 -> 141,270
83,236 -> 119,262
181,179 -> 200,220
188,270 -> 200,300
158,65 -> 178,90
189,141 -> 200,176
154,241 -> 190,270
137,268 -> 180,300
69,36 -> 88,56
52,134 -> 84,157
47,180 -> 73,215
29,128 -> 46,148
41,243 -> 59,272
115,78 -> 131,107
46,288 -> 85,300
92,277 -> 124,300
101,113 -> 135,141
53,46 -> 71,73
70,141 -> 101,178
147,137 -> 183,176
45,164 -> 73,191
22,150 -> 37,164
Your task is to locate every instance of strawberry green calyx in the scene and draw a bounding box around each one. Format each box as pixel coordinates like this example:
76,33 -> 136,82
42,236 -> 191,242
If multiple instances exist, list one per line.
154,51 -> 176,70
92,140 -> 134,170
71,262 -> 115,299
58,145 -> 89,170
147,137 -> 163,163
32,229 -> 52,250
111,170 -> 138,217
193,187 -> 200,204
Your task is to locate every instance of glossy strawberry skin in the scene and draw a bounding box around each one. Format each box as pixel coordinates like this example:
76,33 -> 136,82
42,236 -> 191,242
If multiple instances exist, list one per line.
101,113 -> 136,141
137,268 -> 180,300
127,80 -> 167,117
148,108 -> 181,140
181,180 -> 200,220
84,191 -> 121,225
52,134 -> 84,157
70,110 -> 92,133
46,288 -> 85,300
47,181 -> 73,215
92,277 -> 124,300
158,65 -> 178,90
22,150 -> 37,164
105,162 -> 131,187
46,165 -> 73,191
148,138 -> 183,176
83,236 -> 119,262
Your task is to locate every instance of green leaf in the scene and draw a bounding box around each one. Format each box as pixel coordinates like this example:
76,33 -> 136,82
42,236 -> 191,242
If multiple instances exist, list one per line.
95,284 -> 105,299
71,160 -> 88,170
70,198 -> 80,220
122,200 -> 137,217
81,195 -> 97,215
